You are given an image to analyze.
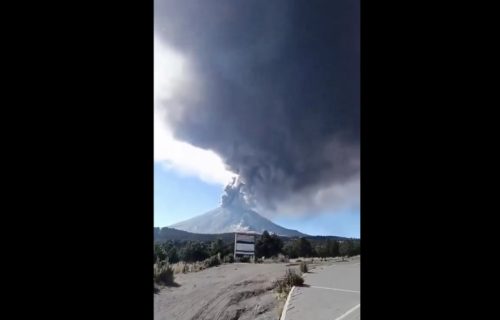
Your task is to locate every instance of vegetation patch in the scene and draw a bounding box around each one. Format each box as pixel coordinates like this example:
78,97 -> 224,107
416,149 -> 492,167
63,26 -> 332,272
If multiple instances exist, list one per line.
154,261 -> 175,286
299,261 -> 308,273
204,254 -> 221,268
274,269 -> 304,298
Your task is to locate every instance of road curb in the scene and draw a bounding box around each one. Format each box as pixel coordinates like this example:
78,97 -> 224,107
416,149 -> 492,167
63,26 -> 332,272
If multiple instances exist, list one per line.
279,286 -> 295,320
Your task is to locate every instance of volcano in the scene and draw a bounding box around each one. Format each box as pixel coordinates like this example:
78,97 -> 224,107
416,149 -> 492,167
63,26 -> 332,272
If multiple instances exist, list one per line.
170,205 -> 306,237
169,178 -> 307,237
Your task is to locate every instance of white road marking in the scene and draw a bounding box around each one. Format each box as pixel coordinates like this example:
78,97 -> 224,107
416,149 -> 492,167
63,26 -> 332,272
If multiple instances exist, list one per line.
334,303 -> 360,320
308,286 -> 360,294
279,286 -> 295,320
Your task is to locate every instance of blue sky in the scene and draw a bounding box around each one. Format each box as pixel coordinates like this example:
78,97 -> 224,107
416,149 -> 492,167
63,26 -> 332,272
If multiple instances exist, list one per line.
154,163 -> 222,228
154,163 -> 360,238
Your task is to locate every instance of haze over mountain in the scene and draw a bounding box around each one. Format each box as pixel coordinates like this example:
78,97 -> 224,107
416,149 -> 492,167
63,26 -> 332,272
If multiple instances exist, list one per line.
170,179 -> 307,237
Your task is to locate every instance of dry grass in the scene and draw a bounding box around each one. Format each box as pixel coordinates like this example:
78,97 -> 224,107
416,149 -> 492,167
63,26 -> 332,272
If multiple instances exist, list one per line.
154,262 -> 174,286
299,261 -> 308,273
170,255 -> 222,275
261,253 -> 289,264
276,300 -> 286,318
172,261 -> 189,274
171,261 -> 206,274
273,254 -> 289,263
273,269 -> 304,299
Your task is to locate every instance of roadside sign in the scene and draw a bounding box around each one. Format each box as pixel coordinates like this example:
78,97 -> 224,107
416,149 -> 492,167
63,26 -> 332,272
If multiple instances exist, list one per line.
234,232 -> 255,257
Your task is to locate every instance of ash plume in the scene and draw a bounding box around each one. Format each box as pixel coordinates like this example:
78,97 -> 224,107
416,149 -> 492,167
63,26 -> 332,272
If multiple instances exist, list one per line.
155,0 -> 360,215
221,177 -> 253,209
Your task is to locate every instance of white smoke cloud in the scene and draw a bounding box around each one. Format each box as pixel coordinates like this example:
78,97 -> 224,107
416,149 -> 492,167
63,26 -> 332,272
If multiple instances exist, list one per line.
154,36 -> 236,186
154,110 -> 236,185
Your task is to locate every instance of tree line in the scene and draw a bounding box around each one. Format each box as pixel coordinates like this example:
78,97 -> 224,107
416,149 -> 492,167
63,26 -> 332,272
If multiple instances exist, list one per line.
154,238 -> 232,263
154,231 -> 360,264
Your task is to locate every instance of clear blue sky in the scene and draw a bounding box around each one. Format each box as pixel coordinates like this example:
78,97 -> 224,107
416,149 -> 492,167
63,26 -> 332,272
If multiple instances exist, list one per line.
154,163 -> 360,238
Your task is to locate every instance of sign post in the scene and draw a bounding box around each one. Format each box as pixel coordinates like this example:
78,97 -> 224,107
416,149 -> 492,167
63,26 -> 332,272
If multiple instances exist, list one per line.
234,232 -> 255,261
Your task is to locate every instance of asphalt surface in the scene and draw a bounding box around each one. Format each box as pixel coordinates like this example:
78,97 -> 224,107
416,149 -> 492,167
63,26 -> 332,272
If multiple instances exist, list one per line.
282,257 -> 360,320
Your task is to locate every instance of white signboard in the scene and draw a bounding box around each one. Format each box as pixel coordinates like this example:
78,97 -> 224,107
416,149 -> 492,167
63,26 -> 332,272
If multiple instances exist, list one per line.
236,243 -> 254,252
236,234 -> 255,243
234,233 -> 255,256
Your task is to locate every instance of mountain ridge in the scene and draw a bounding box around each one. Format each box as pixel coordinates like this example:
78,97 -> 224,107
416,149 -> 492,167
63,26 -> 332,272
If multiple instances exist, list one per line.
169,205 -> 307,237
153,226 -> 354,243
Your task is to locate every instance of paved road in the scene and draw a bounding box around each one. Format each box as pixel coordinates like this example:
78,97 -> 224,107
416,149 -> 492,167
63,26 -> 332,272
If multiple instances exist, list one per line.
282,257 -> 360,320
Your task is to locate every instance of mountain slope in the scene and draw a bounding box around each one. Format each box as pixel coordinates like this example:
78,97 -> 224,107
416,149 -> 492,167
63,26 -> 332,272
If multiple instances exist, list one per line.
154,227 -> 354,243
154,227 -> 235,243
170,206 -> 307,237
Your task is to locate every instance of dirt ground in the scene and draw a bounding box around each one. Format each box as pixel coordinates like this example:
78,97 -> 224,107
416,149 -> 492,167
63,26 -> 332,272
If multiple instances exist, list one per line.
154,262 -> 297,320
154,258 -> 341,320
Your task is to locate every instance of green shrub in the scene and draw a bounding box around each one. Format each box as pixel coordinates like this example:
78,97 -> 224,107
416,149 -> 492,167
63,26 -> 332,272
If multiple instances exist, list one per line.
300,261 -> 308,273
255,231 -> 284,258
179,241 -> 210,263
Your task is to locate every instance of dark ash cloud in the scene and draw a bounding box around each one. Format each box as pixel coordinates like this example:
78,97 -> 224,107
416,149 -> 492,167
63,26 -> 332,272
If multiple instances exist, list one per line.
155,0 -> 360,214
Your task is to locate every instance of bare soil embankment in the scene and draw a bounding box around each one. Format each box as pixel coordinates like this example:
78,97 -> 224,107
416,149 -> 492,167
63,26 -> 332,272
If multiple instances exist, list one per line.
154,258 -> 344,320
154,262 -> 299,320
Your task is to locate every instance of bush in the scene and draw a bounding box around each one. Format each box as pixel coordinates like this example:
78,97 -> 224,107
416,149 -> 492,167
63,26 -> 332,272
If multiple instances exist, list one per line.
275,253 -> 289,263
154,263 -> 174,286
179,241 -> 210,263
274,269 -> 304,295
283,238 -> 314,258
339,240 -> 354,260
279,254 -> 289,263
223,254 -> 234,263
255,231 -> 284,258
263,253 -> 289,263
204,254 -> 221,268
210,238 -> 226,258
189,261 -> 205,272
239,256 -> 250,263
300,261 -> 308,273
